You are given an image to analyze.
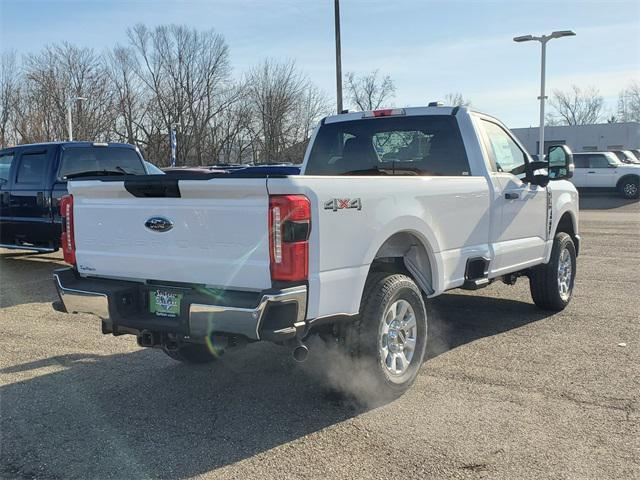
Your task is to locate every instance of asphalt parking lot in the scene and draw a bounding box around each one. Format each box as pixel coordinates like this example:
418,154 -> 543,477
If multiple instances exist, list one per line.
1,194 -> 638,480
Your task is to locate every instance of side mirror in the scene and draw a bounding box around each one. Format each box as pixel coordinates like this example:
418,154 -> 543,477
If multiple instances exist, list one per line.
532,173 -> 550,187
547,144 -> 573,180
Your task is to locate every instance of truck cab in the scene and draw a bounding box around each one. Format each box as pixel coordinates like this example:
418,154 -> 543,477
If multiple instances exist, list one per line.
0,142 -> 146,251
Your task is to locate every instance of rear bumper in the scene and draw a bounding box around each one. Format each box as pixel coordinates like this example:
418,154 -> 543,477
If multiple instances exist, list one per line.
53,268 -> 307,342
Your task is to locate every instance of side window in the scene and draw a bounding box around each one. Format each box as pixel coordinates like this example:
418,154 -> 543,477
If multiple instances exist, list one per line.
16,151 -> 48,184
481,120 -> 528,178
0,152 -> 15,183
573,156 -> 589,168
589,155 -> 609,168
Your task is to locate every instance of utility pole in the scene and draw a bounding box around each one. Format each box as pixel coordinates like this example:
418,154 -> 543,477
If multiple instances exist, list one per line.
334,0 -> 343,114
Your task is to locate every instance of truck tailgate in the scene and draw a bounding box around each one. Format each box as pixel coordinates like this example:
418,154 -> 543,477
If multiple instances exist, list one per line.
68,178 -> 272,290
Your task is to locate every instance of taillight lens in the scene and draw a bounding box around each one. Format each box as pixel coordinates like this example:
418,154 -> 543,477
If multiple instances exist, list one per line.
269,195 -> 310,282
60,195 -> 76,265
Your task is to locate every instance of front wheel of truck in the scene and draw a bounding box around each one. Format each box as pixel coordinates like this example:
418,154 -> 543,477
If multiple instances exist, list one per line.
529,232 -> 577,311
341,273 -> 428,402
162,342 -> 220,364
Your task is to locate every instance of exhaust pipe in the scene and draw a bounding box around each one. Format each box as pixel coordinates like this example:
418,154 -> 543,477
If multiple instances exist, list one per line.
292,344 -> 309,363
137,330 -> 156,348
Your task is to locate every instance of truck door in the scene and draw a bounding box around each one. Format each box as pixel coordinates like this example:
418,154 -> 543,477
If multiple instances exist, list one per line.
9,146 -> 55,249
478,119 -> 548,276
0,149 -> 16,244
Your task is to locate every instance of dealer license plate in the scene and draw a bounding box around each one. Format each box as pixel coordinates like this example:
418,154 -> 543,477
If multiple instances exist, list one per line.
149,290 -> 182,317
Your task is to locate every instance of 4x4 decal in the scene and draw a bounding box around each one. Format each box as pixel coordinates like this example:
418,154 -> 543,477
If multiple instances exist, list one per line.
324,198 -> 362,212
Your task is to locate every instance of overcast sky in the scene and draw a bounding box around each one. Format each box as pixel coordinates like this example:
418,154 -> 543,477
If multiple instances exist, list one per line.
1,0 -> 639,127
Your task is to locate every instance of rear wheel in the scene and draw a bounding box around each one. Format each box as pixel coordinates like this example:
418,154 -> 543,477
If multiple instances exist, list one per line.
162,342 -> 220,364
340,273 -> 428,401
529,232 -> 576,311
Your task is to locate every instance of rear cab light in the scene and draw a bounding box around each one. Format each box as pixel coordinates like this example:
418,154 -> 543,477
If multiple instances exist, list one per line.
363,108 -> 406,118
269,195 -> 311,282
60,194 -> 76,265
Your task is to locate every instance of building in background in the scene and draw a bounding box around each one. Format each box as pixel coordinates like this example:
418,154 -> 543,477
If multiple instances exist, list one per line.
511,122 -> 640,154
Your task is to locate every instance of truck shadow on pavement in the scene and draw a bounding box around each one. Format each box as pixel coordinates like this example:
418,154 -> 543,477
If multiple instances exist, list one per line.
426,293 -> 552,359
0,294 -> 553,479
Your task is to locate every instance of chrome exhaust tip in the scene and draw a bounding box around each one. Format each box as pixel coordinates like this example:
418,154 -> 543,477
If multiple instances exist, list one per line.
292,344 -> 309,363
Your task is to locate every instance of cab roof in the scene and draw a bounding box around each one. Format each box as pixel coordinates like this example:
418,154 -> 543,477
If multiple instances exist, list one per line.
323,105 -> 469,124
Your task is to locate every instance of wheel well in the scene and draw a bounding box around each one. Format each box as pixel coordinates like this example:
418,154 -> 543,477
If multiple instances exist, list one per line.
555,212 -> 578,255
616,174 -> 639,189
369,232 -> 434,295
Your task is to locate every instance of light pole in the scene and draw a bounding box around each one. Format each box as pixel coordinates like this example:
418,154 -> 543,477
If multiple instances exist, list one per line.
514,30 -> 575,157
66,96 -> 87,141
334,0 -> 343,113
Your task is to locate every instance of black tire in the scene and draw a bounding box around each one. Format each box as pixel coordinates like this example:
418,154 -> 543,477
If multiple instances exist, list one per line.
162,342 -> 220,364
529,232 -> 576,311
619,177 -> 639,199
340,272 -> 428,401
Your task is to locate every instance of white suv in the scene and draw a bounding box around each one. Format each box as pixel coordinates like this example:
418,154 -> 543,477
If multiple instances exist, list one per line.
572,152 -> 640,199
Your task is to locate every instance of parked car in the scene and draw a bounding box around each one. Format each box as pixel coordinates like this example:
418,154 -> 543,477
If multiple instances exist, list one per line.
53,106 -> 579,399
0,141 -> 147,252
571,152 -> 640,199
610,149 -> 640,165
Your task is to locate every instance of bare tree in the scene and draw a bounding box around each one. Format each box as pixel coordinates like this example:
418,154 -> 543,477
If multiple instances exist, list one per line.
16,43 -> 115,143
126,24 -> 233,165
345,70 -> 395,111
617,81 -> 640,123
246,59 -> 328,163
106,46 -> 150,146
0,24 -> 329,165
0,51 -> 20,147
547,85 -> 604,125
444,92 -> 472,107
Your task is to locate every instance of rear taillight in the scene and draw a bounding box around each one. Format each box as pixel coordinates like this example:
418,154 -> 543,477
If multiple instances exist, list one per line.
60,195 -> 76,265
269,195 -> 310,282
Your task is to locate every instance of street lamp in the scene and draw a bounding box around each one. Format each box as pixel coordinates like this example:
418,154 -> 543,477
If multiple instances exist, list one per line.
514,30 -> 576,157
67,96 -> 87,141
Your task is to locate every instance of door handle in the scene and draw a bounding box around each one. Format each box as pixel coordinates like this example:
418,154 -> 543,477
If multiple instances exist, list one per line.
587,171 -> 596,173
505,192 -> 520,200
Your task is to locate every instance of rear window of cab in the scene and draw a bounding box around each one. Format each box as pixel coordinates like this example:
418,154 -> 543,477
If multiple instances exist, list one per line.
305,115 -> 470,176
58,147 -> 145,179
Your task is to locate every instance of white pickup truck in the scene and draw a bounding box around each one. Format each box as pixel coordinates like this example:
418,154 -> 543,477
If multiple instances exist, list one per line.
53,106 -> 580,398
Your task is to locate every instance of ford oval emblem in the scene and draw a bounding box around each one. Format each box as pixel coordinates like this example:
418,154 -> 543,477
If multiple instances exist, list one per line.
145,217 -> 173,233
